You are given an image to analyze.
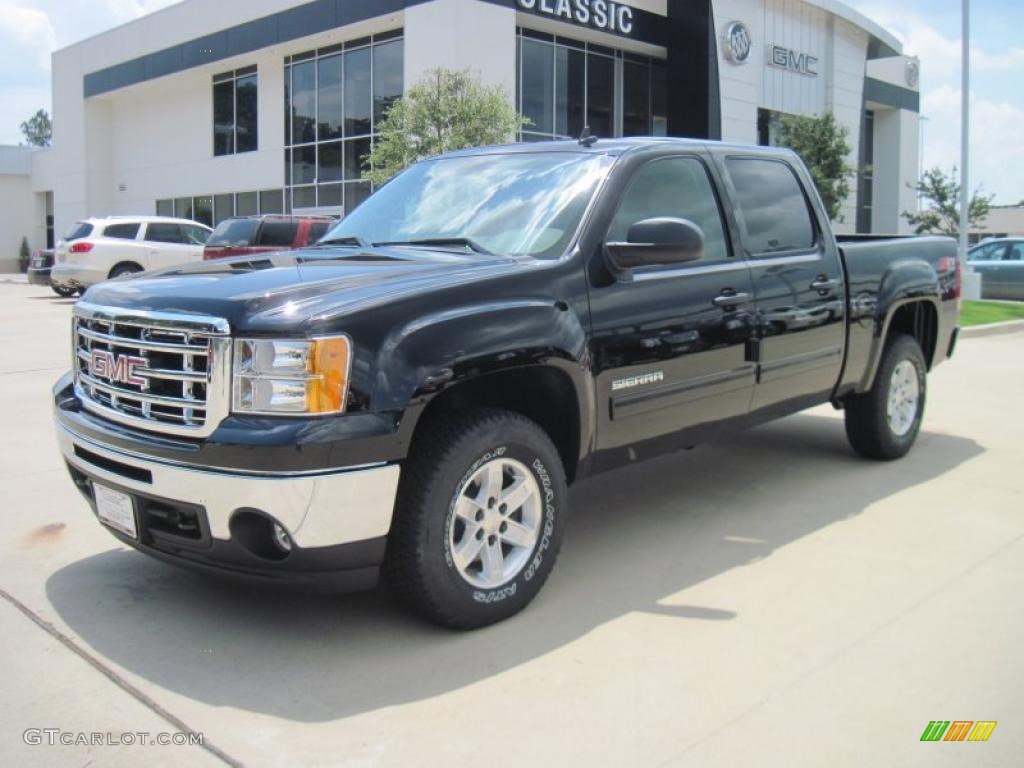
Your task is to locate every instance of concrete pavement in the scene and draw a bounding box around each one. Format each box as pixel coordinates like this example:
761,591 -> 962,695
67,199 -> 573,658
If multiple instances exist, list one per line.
0,281 -> 1020,767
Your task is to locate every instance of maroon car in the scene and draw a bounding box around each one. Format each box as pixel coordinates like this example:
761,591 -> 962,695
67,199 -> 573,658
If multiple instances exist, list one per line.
203,215 -> 334,260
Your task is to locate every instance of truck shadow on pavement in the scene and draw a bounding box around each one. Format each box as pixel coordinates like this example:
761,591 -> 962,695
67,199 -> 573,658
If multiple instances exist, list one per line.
45,413 -> 983,722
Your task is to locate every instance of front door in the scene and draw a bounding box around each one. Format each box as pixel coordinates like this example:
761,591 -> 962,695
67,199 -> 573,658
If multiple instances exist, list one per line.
588,154 -> 757,464
721,156 -> 847,411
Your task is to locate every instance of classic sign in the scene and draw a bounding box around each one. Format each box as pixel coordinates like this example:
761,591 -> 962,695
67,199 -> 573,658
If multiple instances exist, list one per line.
516,0 -> 634,36
89,350 -> 148,387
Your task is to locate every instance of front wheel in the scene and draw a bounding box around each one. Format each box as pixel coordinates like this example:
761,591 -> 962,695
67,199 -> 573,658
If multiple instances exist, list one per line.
844,334 -> 927,460
51,285 -> 76,298
384,408 -> 568,629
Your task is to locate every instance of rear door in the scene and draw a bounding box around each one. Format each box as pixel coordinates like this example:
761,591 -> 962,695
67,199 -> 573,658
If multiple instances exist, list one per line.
589,152 -> 757,458
992,242 -> 1024,300
721,156 -> 846,411
143,223 -> 195,269
100,222 -> 146,273
969,241 -> 1016,299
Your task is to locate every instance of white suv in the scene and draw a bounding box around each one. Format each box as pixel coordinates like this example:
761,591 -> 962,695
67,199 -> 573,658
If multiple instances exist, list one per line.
51,216 -> 212,294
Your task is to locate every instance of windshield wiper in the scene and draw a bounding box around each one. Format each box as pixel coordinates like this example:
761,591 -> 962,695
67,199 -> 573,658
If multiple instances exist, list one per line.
373,237 -> 494,256
313,236 -> 371,248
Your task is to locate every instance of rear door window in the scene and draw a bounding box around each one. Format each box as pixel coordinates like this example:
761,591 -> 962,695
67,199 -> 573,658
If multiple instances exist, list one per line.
725,158 -> 817,255
145,223 -> 186,244
257,221 -> 298,247
103,222 -> 141,240
65,222 -> 93,241
307,222 -> 330,243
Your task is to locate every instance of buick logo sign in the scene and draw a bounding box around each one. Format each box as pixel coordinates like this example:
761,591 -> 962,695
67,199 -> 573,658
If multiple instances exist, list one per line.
90,349 -> 148,387
905,59 -> 920,88
723,21 -> 752,65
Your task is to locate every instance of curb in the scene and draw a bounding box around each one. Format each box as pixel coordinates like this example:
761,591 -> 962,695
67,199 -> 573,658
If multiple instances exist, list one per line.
960,319 -> 1024,338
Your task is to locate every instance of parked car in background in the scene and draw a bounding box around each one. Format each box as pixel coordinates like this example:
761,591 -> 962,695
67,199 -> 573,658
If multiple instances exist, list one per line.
26,249 -> 76,297
202,215 -> 334,260
51,217 -> 212,294
968,238 -> 1024,300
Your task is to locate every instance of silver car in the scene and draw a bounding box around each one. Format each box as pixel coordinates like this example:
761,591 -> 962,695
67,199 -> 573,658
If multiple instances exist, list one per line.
968,239 -> 1024,300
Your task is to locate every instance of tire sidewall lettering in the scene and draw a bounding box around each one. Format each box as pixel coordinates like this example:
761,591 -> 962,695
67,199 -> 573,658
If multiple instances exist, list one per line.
443,444 -> 558,604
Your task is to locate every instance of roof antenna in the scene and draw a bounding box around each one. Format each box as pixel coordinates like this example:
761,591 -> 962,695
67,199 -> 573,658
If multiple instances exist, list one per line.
578,126 -> 597,147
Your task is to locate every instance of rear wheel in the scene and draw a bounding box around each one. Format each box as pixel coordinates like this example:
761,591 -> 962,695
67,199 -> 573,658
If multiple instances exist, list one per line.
844,334 -> 927,460
51,285 -> 76,298
384,408 -> 568,629
109,264 -> 142,279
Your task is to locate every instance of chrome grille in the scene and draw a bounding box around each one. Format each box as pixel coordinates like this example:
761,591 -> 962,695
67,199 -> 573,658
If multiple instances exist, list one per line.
72,303 -> 231,437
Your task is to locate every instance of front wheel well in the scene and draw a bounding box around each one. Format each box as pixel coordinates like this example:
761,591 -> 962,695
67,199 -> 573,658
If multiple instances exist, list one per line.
108,261 -> 144,278
411,365 -> 582,483
885,300 -> 938,369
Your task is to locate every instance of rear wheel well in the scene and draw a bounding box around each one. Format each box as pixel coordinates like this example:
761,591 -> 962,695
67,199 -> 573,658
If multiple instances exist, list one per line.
412,366 -> 582,483
108,261 -> 143,278
886,301 -> 938,369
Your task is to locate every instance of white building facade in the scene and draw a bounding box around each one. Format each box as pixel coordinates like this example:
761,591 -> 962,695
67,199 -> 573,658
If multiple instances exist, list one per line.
15,0 -> 921,255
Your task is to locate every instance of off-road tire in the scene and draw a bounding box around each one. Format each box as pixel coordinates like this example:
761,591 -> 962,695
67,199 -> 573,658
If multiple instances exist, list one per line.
844,334 -> 927,460
384,407 -> 568,629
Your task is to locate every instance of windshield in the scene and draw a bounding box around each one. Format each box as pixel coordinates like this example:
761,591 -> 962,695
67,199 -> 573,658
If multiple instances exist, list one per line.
207,219 -> 260,247
322,151 -> 612,259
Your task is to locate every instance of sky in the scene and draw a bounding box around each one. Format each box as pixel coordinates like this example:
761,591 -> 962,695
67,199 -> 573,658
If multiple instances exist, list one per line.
0,0 -> 1022,204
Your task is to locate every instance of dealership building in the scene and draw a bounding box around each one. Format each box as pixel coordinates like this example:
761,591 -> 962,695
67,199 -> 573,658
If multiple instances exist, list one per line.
5,0 -> 922,268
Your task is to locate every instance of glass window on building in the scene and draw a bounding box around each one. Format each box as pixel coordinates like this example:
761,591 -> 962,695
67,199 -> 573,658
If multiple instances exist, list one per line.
193,196 -> 214,227
857,110 -> 875,233
236,191 -> 258,217
284,32 -> 403,213
174,197 -> 193,220
213,194 -> 234,225
213,66 -> 258,156
516,29 -> 666,141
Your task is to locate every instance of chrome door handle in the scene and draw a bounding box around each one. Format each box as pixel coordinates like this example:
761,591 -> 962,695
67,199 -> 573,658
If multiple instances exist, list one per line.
713,291 -> 751,308
811,277 -> 840,292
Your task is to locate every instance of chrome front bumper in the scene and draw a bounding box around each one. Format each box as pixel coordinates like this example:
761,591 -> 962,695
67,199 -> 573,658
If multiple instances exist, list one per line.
57,422 -> 400,549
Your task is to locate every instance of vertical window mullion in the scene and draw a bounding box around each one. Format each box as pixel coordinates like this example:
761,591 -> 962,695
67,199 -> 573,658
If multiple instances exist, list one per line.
232,73 -> 238,155
614,53 -> 623,138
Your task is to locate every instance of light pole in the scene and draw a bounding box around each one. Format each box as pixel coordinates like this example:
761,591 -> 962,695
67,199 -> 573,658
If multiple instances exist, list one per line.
959,0 -> 970,259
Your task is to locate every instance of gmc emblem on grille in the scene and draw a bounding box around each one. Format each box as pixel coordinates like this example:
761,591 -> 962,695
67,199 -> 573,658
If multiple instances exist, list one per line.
89,350 -> 148,387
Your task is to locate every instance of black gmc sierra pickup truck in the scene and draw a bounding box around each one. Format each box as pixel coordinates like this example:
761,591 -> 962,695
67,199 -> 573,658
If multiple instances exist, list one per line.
54,138 -> 960,628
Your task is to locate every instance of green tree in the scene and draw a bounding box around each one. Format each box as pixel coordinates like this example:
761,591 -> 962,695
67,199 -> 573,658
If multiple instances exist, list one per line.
20,109 -> 52,148
903,167 -> 994,236
364,69 -> 528,186
18,237 -> 31,273
773,111 -> 855,221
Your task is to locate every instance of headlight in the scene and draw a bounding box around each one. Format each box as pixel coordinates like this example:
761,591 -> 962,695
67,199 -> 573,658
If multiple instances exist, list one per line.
232,336 -> 351,415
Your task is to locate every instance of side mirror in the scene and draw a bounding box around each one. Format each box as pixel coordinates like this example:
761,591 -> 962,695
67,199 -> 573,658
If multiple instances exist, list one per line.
605,217 -> 705,271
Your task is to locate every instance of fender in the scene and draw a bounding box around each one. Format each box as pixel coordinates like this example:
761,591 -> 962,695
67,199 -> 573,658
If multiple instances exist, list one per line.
858,258 -> 941,393
374,298 -> 595,467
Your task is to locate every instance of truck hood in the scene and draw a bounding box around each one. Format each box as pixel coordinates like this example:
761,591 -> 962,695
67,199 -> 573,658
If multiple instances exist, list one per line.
81,246 -> 529,333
